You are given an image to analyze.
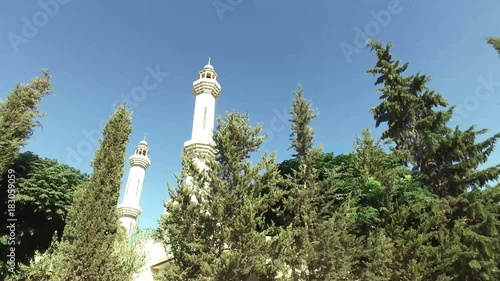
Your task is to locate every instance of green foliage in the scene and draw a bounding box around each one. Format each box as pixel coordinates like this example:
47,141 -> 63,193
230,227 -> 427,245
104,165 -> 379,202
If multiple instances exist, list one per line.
159,111 -> 284,280
56,105 -> 142,281
445,187 -> 500,279
0,70 -> 52,174
281,86 -> 360,280
366,40 -> 500,198
265,151 -> 357,229
363,41 -> 500,280
7,228 -> 144,281
5,41 -> 496,281
0,152 -> 88,277
487,36 -> 500,56
6,233 -> 62,281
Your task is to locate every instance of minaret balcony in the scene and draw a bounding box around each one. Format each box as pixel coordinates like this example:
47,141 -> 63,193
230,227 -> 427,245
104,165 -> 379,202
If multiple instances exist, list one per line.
129,155 -> 151,168
183,141 -> 217,160
192,79 -> 221,99
117,204 -> 142,219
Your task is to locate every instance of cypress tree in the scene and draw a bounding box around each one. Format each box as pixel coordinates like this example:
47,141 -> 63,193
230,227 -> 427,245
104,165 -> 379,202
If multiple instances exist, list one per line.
57,105 -> 142,281
0,70 -> 52,174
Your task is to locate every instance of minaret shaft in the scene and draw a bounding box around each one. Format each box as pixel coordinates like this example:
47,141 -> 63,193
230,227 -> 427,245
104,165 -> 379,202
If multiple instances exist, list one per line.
191,93 -> 216,143
122,166 -> 146,206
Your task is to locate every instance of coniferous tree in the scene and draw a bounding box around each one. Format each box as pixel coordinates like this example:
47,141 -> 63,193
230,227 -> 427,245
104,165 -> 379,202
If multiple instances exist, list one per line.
445,187 -> 500,279
366,41 -> 500,280
265,151 -> 358,232
283,86 -> 359,280
0,70 -> 52,174
158,152 -> 213,281
57,105 -> 143,281
351,130 -> 399,237
366,40 -> 500,198
160,111 -> 284,280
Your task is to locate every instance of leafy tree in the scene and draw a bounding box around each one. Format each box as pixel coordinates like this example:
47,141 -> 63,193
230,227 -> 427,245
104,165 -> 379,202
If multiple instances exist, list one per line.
56,105 -> 143,281
487,36 -> 500,55
159,111 -> 284,280
0,152 -> 88,277
0,70 -> 52,174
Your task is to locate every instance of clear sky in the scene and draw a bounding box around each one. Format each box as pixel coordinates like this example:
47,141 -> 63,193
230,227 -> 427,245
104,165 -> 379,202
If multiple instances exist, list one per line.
1,0 -> 499,230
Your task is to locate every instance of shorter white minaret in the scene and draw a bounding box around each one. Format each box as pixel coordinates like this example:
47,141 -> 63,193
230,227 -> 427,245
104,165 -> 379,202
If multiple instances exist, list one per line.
118,134 -> 151,236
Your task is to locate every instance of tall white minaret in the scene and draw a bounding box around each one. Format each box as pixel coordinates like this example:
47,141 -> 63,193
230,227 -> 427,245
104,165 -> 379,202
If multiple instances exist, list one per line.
176,58 -> 221,205
183,57 -> 220,163
118,135 -> 151,236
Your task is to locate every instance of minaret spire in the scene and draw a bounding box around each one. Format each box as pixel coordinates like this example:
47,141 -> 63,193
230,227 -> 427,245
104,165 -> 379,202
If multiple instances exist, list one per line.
208,56 -> 211,65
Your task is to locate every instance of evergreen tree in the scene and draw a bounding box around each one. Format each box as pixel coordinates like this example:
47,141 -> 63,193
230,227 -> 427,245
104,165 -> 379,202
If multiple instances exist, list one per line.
57,105 -> 142,281
159,111 -> 284,280
283,86 -> 359,280
366,40 -> 500,198
0,70 -> 52,174
444,187 -> 500,279
157,153 -> 213,281
366,41 -> 500,280
487,36 -> 500,55
349,129 -> 463,280
351,130 -> 394,237
352,129 -> 406,188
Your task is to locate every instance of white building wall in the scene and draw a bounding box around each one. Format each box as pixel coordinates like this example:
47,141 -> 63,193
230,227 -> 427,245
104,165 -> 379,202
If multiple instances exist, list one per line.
191,92 -> 216,143
133,239 -> 169,281
123,165 -> 146,207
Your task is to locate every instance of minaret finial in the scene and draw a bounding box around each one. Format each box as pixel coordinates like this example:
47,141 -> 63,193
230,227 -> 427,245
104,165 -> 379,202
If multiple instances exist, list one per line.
143,132 -> 147,141
208,56 -> 211,65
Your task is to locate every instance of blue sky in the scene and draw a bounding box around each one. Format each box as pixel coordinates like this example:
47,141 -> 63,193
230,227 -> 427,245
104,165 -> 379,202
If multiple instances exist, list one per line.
1,0 -> 499,229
